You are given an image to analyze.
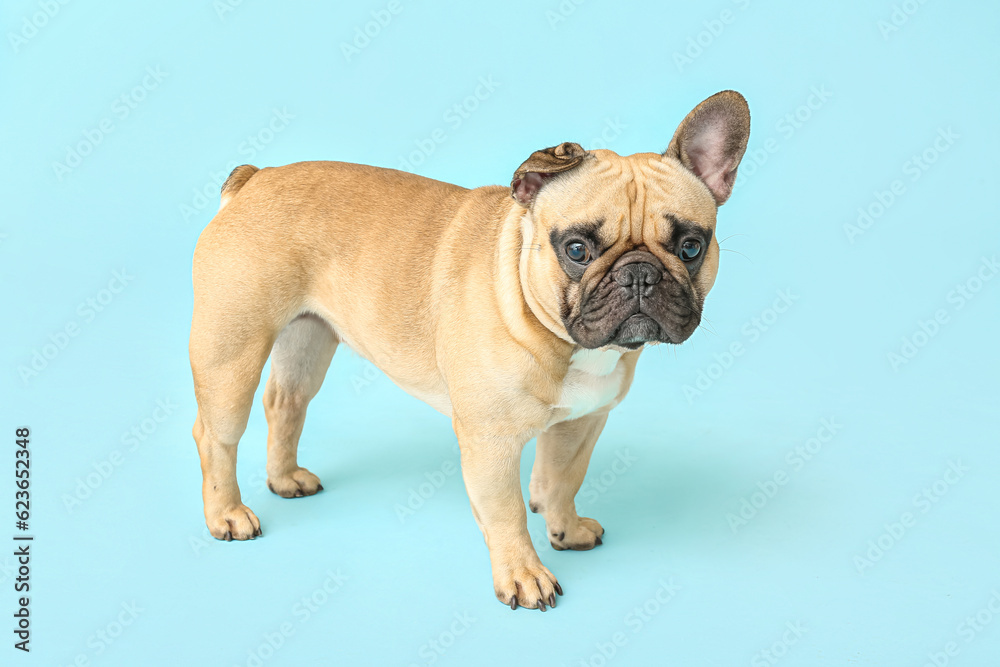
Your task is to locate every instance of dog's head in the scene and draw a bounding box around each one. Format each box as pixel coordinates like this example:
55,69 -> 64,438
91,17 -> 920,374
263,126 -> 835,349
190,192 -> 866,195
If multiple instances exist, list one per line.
512,91 -> 750,349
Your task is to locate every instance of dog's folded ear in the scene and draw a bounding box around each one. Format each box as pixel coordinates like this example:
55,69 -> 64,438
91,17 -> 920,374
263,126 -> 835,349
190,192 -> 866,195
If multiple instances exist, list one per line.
511,142 -> 587,207
664,90 -> 750,206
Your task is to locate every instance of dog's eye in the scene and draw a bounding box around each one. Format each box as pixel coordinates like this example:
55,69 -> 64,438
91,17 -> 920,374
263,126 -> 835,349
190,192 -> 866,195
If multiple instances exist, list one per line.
565,241 -> 592,265
679,239 -> 702,262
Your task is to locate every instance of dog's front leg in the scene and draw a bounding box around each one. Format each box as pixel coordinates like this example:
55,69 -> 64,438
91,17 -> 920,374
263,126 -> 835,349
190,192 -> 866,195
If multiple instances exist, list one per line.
454,419 -> 561,611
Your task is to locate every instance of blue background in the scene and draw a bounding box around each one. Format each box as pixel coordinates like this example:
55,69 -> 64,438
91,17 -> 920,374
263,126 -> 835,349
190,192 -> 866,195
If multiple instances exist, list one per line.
2,0 -> 998,665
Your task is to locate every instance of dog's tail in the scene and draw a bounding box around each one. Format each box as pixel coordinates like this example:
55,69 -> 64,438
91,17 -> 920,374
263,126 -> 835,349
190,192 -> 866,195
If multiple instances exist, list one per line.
218,164 -> 259,212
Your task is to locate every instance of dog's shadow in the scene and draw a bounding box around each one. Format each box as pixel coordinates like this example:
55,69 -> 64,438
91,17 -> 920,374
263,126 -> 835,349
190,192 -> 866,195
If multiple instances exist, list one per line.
296,428 -> 746,549
571,440 -> 752,550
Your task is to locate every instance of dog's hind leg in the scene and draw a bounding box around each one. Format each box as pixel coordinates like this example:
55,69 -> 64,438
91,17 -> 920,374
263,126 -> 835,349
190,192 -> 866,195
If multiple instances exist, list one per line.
190,304 -> 276,541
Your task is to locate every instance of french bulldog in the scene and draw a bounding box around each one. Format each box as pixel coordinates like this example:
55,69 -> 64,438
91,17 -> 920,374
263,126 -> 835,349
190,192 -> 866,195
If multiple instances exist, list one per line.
189,90 -> 750,611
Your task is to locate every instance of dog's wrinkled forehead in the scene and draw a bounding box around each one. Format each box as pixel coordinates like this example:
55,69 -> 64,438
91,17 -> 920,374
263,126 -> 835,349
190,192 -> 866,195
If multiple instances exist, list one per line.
532,150 -> 719,246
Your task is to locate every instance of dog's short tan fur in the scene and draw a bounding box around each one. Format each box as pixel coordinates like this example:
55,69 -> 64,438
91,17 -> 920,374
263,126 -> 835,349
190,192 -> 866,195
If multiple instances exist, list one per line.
190,91 -> 750,611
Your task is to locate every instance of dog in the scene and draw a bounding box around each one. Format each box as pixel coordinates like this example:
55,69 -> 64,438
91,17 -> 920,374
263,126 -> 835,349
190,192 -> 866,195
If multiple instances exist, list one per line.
189,90 -> 750,611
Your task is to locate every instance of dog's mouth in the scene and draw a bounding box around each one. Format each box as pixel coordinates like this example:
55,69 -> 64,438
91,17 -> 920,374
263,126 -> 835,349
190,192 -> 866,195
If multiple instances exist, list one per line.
612,314 -> 661,349
568,290 -> 700,349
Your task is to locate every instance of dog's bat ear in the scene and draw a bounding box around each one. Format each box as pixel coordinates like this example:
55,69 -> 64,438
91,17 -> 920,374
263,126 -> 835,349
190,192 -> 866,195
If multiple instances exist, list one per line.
664,90 -> 750,206
511,142 -> 587,207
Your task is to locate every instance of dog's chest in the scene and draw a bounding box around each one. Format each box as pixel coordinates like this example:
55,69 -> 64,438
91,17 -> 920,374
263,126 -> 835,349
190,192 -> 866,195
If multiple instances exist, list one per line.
553,348 -> 625,423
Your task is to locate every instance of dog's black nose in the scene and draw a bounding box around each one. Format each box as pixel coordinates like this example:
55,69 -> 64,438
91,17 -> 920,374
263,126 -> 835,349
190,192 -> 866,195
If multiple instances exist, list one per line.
614,262 -> 662,288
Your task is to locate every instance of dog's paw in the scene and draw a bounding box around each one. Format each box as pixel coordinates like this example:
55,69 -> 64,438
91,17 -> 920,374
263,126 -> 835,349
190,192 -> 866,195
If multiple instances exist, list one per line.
267,467 -> 323,498
208,504 -> 262,541
549,516 -> 604,551
493,558 -> 562,611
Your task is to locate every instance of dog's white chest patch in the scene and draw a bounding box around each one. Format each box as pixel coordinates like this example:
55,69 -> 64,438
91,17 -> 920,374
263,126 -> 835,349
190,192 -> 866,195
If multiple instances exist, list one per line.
554,348 -> 625,422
